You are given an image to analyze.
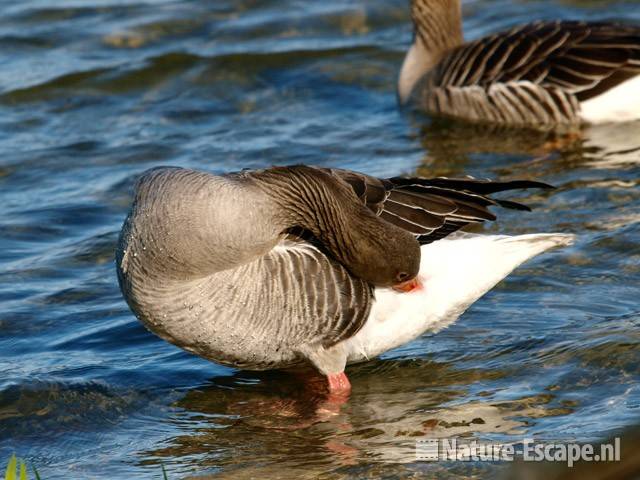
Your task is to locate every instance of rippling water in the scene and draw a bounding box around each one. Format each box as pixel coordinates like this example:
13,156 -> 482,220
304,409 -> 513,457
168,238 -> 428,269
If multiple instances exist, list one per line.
2,0 -> 640,478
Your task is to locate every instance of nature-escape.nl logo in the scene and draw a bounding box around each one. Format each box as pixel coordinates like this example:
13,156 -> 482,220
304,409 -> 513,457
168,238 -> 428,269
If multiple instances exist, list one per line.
416,437 -> 621,467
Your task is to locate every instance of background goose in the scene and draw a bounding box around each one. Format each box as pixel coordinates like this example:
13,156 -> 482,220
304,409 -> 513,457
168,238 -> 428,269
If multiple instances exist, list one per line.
116,166 -> 573,395
398,0 -> 640,127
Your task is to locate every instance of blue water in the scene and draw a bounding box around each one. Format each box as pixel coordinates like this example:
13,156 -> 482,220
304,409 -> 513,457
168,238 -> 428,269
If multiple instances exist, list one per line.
1,0 -> 640,478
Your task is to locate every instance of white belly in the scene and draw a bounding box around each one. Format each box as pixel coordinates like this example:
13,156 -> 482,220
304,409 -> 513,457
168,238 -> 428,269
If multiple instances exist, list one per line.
581,75 -> 640,124
344,233 -> 574,363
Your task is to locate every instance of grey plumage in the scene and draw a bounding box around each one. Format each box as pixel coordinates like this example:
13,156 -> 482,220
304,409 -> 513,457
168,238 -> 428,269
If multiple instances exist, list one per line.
116,166 -> 548,375
400,0 -> 640,127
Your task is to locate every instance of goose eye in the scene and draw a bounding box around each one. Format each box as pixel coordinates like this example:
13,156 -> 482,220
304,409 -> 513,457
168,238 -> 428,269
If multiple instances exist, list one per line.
396,271 -> 411,283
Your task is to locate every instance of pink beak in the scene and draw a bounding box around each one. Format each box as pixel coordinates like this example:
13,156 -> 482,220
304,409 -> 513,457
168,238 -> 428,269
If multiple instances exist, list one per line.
392,278 -> 421,293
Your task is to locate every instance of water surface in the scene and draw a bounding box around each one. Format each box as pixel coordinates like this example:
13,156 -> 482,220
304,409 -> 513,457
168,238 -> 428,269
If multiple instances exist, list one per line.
1,0 -> 640,478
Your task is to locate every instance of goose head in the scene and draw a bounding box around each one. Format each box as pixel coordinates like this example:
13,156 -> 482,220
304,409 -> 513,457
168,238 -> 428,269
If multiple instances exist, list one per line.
340,213 -> 421,288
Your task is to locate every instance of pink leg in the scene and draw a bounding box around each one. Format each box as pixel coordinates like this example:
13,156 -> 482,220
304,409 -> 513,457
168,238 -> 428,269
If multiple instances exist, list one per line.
290,368 -> 352,399
327,372 -> 351,395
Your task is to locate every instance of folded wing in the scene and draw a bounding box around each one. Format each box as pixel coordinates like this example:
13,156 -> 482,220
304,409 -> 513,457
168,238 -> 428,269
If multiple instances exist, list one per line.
329,168 -> 551,244
424,21 -> 640,125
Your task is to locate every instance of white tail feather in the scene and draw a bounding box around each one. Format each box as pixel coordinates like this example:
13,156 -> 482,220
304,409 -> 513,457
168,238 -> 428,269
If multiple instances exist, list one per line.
345,233 -> 575,363
580,75 -> 640,123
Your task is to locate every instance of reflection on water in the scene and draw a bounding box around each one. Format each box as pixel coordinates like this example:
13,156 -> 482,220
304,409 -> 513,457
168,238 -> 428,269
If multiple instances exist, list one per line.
139,360 -> 529,478
1,0 -> 640,478
415,117 -> 640,177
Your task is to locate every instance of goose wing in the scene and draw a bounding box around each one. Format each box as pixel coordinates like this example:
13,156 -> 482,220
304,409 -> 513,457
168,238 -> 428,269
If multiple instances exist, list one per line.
424,21 -> 640,124
329,168 -> 551,244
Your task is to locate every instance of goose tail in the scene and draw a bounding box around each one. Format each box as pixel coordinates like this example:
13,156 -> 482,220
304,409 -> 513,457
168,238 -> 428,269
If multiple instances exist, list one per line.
414,232 -> 576,328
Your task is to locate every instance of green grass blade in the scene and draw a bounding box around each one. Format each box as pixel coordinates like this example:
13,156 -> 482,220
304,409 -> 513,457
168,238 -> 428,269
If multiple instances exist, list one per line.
18,462 -> 26,480
161,464 -> 168,480
32,465 -> 41,480
5,455 -> 17,480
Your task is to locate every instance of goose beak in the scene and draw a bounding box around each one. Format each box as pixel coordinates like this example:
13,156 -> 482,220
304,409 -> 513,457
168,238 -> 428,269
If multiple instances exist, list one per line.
392,278 -> 421,293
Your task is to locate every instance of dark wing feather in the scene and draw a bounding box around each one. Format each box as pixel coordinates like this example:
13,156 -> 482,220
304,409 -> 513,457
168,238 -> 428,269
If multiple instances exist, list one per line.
328,168 -> 552,245
433,20 -> 640,101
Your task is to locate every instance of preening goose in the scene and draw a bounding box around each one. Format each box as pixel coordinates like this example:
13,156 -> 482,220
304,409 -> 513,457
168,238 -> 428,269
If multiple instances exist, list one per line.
116,166 -> 573,395
398,0 -> 640,127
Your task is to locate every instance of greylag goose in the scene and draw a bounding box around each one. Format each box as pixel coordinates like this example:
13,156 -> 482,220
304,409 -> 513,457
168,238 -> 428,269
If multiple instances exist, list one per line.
116,166 -> 573,394
398,0 -> 640,127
